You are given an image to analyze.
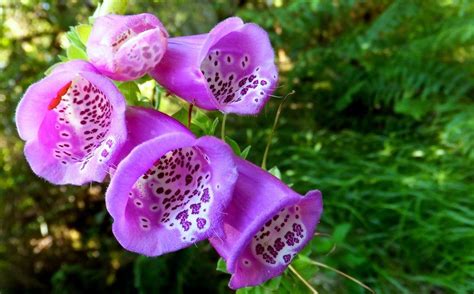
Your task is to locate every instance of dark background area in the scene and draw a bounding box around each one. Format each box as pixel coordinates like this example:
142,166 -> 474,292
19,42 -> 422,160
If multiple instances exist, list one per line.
0,0 -> 473,293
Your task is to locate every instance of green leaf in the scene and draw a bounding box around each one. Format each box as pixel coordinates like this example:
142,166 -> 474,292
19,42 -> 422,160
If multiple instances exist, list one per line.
66,29 -> 85,51
66,45 -> 88,61
216,258 -> 228,273
312,238 -> 335,255
236,276 -> 283,294
93,0 -> 128,18
208,117 -> 219,136
332,223 -> 352,244
172,107 -> 189,127
335,81 -> 364,111
394,97 -> 432,120
293,255 -> 319,280
192,109 -> 212,133
171,107 -> 217,135
268,166 -> 282,179
75,24 -> 92,45
260,276 -> 282,291
225,136 -> 241,156
118,81 -> 140,103
240,145 -> 252,159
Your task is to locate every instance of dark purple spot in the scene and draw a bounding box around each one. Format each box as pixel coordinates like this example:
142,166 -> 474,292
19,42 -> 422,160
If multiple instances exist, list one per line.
197,217 -> 206,229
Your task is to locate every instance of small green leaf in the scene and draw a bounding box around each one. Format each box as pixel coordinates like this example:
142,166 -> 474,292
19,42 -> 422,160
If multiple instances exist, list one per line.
66,45 -> 88,60
208,117 -> 219,135
172,107 -> 189,126
75,24 -> 92,45
93,0 -> 128,18
66,29 -> 85,51
225,136 -> 241,156
216,258 -> 228,273
118,81 -> 140,103
268,166 -> 282,179
192,110 -> 212,133
260,276 -> 282,290
312,238 -> 334,255
240,145 -> 252,159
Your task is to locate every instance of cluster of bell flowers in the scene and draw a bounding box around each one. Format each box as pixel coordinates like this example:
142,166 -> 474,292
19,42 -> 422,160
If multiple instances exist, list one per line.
15,13 -> 323,289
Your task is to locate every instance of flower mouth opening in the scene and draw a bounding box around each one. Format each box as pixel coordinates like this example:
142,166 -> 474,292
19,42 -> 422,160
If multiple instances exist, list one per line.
39,75 -> 115,167
111,28 -> 138,52
111,27 -> 166,80
125,146 -> 214,242
237,204 -> 306,268
200,45 -> 271,108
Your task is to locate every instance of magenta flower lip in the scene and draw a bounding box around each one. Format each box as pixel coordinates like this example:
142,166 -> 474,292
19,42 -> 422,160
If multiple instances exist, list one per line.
15,60 -> 127,185
106,107 -> 238,256
151,17 -> 278,115
210,157 -> 323,289
87,13 -> 169,81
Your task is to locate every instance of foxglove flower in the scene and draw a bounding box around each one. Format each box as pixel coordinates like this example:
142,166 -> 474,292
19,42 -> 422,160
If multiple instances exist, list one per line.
87,13 -> 168,81
111,106 -> 190,167
15,60 -> 127,185
210,158 -> 323,289
106,107 -> 238,256
151,17 -> 278,115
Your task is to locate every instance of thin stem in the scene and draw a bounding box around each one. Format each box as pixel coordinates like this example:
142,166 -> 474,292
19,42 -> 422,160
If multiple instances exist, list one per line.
261,90 -> 295,170
187,103 -> 193,129
306,260 -> 375,293
288,265 -> 318,294
221,113 -> 227,140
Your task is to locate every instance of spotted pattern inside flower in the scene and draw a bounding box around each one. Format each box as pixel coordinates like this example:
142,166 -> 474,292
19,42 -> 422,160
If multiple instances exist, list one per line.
111,28 -> 137,52
120,42 -> 165,80
44,75 -> 115,169
250,205 -> 305,266
127,147 -> 213,242
111,27 -> 165,80
200,49 -> 273,106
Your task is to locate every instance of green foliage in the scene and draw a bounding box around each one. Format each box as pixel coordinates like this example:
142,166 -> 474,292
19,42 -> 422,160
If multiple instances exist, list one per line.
118,81 -> 141,103
172,106 -> 220,136
64,24 -> 91,61
51,264 -> 107,294
134,246 -> 230,294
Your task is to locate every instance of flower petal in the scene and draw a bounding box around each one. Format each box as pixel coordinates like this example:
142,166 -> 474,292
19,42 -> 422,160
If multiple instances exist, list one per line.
150,34 -> 217,109
106,133 -> 237,256
87,13 -> 168,81
111,106 -> 191,168
151,17 -> 278,115
209,157 -> 323,289
15,61 -> 126,185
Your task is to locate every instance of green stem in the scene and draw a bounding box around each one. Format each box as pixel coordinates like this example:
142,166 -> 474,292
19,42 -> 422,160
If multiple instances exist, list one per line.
221,113 -> 227,140
261,90 -> 294,170
288,265 -> 318,294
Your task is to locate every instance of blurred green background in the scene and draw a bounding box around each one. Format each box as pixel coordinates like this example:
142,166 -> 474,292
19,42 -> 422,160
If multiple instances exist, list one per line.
1,0 -> 473,293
